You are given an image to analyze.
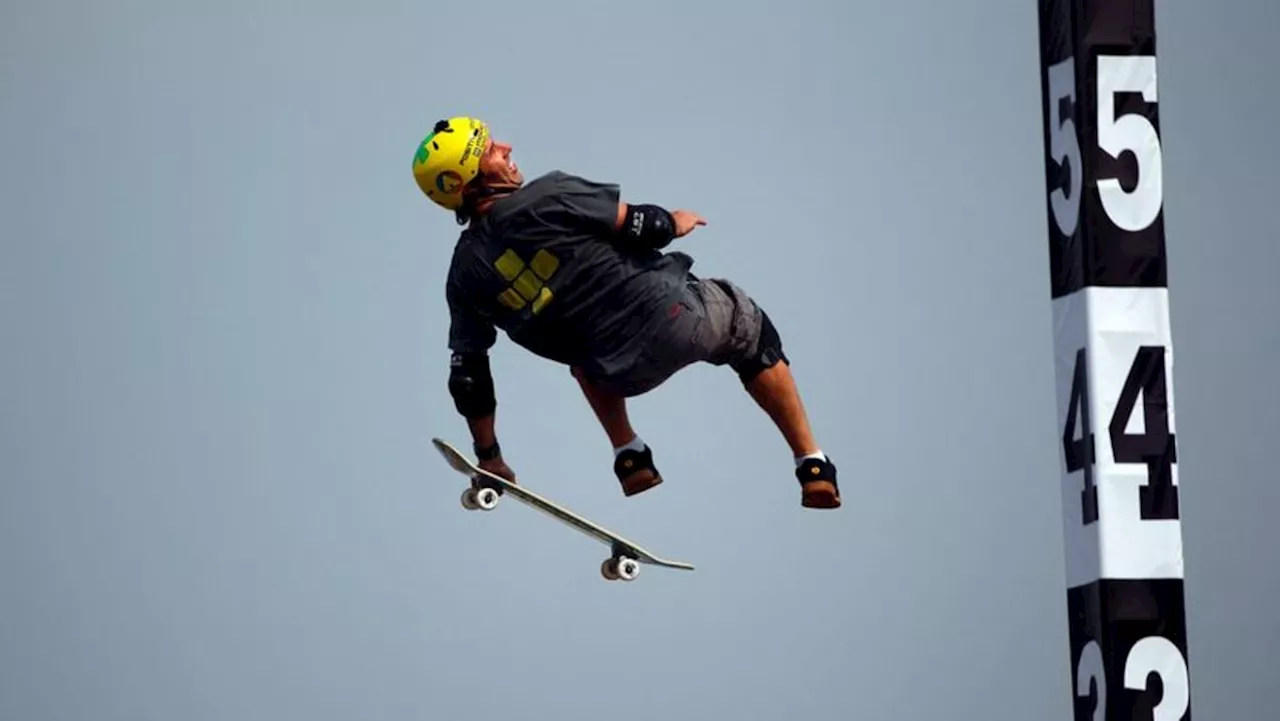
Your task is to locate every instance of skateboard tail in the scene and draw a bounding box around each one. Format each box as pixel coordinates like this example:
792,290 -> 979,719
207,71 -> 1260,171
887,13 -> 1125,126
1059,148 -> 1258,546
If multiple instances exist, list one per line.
435,443 -> 476,476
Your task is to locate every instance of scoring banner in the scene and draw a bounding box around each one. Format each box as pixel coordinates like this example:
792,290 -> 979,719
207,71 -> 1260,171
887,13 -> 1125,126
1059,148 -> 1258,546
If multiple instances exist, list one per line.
1036,0 -> 1192,719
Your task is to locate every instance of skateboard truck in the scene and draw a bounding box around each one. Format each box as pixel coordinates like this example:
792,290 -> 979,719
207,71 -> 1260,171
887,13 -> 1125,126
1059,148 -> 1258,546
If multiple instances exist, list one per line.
601,541 -> 642,582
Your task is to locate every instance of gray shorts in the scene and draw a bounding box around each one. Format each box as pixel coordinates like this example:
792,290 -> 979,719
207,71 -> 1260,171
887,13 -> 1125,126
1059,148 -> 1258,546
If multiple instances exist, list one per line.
588,275 -> 770,397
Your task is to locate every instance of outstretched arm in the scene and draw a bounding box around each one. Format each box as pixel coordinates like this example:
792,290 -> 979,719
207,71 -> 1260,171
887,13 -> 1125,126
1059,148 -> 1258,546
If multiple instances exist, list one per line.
546,171 -> 704,246
613,202 -> 706,248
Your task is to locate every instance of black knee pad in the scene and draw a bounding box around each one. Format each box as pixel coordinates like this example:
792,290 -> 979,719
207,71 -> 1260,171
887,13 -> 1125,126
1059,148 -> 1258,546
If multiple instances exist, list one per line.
732,309 -> 789,385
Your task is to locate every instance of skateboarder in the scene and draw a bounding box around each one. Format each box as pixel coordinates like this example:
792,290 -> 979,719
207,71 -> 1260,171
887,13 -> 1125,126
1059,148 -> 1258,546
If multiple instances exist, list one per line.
412,117 -> 840,509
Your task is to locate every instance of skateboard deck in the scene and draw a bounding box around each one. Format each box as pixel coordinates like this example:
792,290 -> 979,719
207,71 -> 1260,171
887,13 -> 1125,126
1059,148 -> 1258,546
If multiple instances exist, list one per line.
431,437 -> 695,582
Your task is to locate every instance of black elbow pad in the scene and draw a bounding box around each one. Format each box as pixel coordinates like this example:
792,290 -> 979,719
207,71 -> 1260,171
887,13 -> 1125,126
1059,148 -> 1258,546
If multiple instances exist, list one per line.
448,352 -> 496,418
621,203 -> 676,249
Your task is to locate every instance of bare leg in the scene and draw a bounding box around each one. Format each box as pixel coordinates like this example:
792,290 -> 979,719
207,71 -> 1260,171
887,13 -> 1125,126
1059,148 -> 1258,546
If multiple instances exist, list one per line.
571,367 -> 637,448
744,361 -> 819,457
571,367 -> 662,496
744,360 -> 840,509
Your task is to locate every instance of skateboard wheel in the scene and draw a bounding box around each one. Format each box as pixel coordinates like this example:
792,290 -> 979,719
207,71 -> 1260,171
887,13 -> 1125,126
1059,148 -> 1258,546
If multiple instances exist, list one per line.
474,487 -> 500,510
616,557 -> 640,581
460,488 -> 480,510
600,558 -> 619,581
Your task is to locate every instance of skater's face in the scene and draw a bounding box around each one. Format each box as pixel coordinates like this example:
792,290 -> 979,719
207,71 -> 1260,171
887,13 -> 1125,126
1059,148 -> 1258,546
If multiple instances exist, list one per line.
478,137 -> 523,188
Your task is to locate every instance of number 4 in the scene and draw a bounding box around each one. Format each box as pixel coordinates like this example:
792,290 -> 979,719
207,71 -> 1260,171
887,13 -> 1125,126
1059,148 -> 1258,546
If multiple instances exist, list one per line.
1063,348 -> 1098,523
1063,345 -> 1179,524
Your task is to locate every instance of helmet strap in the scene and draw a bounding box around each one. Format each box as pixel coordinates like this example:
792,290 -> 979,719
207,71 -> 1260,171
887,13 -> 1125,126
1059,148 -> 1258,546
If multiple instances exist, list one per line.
464,176 -> 520,217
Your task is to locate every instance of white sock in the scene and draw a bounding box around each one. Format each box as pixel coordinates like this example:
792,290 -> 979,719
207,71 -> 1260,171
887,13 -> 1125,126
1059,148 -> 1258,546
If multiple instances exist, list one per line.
614,435 -> 646,456
795,450 -> 826,467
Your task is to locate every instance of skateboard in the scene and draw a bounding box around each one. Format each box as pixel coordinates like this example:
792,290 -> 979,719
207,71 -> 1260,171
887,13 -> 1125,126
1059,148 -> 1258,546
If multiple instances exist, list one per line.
431,437 -> 696,582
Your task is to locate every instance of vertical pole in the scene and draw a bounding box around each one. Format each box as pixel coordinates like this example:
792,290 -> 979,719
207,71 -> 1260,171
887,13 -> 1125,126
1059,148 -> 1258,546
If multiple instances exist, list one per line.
1036,1 -> 1192,719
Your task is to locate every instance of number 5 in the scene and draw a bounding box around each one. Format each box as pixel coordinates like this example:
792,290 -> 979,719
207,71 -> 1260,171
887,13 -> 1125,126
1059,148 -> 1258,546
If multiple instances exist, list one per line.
1046,57 -> 1082,237
1097,55 -> 1163,232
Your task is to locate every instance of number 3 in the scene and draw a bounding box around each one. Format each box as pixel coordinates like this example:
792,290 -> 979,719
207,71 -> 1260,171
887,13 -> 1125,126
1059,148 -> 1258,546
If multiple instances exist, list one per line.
1077,637 -> 1189,720
1126,637 -> 1191,720
1097,55 -> 1163,232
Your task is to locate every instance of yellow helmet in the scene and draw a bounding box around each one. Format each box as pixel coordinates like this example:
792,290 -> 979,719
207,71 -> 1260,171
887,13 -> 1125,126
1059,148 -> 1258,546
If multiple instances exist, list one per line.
412,116 -> 492,211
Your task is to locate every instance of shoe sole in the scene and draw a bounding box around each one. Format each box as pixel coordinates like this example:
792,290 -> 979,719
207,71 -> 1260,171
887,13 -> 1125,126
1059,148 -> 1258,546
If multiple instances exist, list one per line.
621,471 -> 662,497
801,481 -> 841,509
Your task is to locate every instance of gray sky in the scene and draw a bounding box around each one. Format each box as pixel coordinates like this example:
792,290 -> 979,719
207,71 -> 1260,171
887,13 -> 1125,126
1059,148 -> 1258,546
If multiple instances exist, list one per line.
2,1 -> 1276,719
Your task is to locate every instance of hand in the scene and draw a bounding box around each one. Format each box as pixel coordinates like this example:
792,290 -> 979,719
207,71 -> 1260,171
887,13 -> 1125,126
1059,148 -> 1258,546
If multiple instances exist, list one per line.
478,455 -> 517,485
671,209 -> 706,237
